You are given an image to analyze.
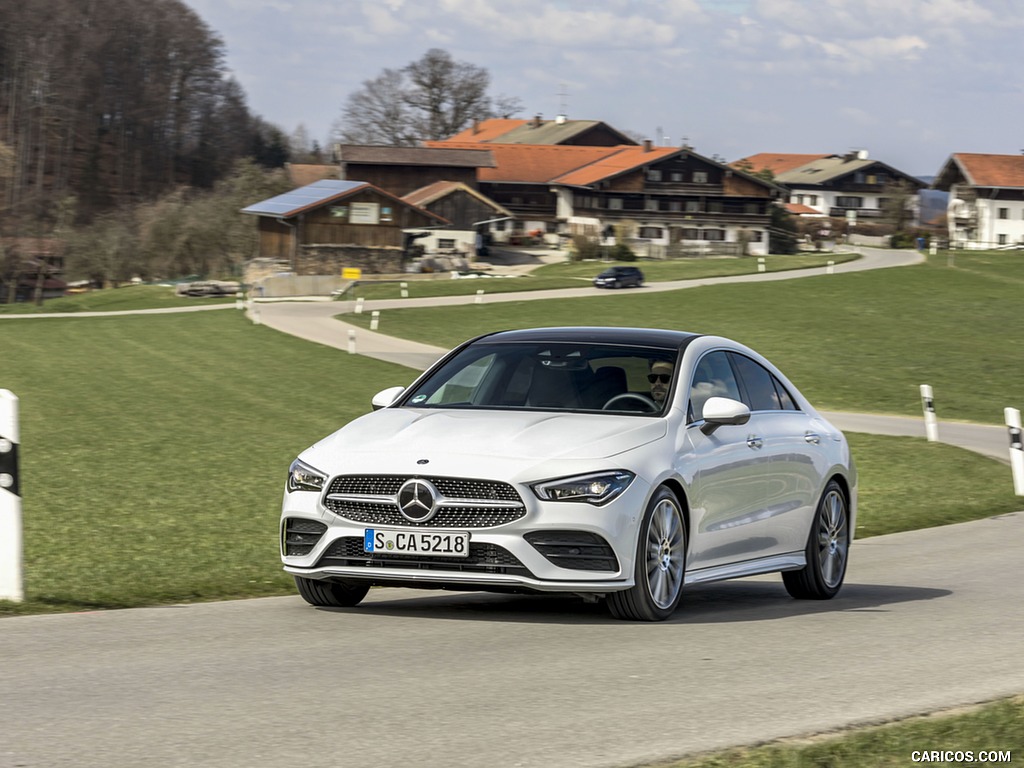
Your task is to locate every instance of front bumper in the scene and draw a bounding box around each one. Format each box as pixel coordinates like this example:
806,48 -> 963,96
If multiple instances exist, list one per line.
280,477 -> 649,594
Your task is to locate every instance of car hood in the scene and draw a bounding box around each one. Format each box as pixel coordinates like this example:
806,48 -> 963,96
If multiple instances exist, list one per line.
302,408 -> 667,476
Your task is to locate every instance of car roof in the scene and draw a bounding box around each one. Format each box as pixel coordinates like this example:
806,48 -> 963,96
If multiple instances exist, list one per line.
474,326 -> 701,349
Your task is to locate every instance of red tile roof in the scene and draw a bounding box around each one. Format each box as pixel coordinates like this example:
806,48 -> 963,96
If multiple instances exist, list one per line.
784,203 -> 825,216
426,141 -> 623,183
553,145 -> 679,185
444,119 -> 530,143
952,153 -> 1024,188
732,153 -> 833,176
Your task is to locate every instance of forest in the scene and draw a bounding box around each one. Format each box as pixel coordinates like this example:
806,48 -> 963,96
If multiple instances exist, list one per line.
0,0 -> 296,290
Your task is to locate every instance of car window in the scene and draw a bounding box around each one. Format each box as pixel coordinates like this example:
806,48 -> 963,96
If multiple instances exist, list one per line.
404,343 -> 676,415
689,351 -> 741,421
730,353 -> 799,412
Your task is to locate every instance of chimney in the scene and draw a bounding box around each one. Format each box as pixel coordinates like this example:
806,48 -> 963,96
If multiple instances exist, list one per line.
642,139 -> 652,152
472,119 -> 480,135
532,113 -> 543,128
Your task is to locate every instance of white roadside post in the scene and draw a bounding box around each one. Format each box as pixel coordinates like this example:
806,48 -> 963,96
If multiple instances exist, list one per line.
235,291 -> 244,310
929,241 -> 937,257
0,390 -> 24,602
920,384 -> 939,442
251,304 -> 261,325
354,297 -> 365,315
474,289 -> 484,305
1006,407 -> 1024,496
400,282 -> 409,299
370,310 -> 380,331
826,260 -> 835,275
757,257 -> 766,273
347,329 -> 356,355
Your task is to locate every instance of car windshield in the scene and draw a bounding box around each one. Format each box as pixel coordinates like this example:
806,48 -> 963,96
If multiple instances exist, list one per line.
402,342 -> 677,415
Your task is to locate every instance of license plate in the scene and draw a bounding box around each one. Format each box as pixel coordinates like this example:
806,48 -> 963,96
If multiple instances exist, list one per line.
363,528 -> 470,558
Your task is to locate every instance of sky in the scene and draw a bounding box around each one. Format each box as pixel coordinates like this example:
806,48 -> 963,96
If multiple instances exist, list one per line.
181,0 -> 1023,178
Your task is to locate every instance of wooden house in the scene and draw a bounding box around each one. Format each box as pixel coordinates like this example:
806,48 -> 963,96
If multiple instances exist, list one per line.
241,179 -> 448,276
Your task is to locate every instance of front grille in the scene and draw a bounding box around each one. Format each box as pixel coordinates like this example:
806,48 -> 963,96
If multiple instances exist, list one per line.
323,474 -> 526,529
282,518 -> 328,556
316,536 -> 531,576
524,530 -> 619,572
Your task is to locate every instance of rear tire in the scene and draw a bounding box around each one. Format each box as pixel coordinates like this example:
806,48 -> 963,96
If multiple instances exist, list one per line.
294,576 -> 369,607
783,480 -> 849,600
607,486 -> 686,621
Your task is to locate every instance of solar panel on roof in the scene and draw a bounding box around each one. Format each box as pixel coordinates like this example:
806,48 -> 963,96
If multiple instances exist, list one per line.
241,179 -> 367,217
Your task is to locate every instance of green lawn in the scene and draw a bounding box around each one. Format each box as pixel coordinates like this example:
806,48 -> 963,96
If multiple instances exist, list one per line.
339,252 -> 859,301
0,284 -> 235,313
344,250 -> 1024,424
671,695 -> 1023,768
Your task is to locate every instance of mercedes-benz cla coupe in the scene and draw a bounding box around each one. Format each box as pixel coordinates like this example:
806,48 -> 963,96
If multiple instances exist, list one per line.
281,327 -> 856,621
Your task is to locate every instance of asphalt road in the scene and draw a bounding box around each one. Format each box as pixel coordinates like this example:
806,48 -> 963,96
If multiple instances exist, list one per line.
2,511 -> 1022,768
2,247 -> 1021,767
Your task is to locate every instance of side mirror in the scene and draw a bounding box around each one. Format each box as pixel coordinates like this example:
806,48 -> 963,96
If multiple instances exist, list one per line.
699,396 -> 751,435
371,386 -> 405,410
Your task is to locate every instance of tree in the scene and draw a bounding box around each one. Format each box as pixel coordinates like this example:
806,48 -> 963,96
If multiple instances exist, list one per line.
879,180 -> 916,235
334,49 -> 522,145
768,203 -> 798,255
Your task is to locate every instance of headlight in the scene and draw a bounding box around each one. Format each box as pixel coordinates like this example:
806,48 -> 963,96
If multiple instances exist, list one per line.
287,458 -> 327,493
531,471 -> 635,505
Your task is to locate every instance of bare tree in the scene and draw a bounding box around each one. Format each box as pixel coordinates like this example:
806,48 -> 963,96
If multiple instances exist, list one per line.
335,49 -> 522,145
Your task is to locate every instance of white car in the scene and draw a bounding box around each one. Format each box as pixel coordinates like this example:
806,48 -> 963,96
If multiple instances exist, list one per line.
281,327 -> 856,621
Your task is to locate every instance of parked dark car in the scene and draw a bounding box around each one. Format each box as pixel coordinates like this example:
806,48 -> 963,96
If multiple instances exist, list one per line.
593,266 -> 644,289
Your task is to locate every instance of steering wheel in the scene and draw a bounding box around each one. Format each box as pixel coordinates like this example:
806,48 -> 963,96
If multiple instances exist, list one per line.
603,392 -> 659,412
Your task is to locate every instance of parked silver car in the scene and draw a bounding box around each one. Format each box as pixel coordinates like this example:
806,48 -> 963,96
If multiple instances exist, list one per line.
281,327 -> 855,621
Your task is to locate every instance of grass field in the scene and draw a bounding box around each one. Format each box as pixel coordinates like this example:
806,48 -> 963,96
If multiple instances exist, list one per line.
344,252 -> 858,301
671,695 -> 1023,768
343,250 -> 1024,424
0,284 -> 235,313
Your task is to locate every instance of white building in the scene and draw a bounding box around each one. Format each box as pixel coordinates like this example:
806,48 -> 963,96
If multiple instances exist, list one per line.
933,153 -> 1024,249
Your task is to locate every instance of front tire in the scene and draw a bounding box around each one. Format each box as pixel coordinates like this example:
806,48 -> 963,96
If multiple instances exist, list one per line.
294,576 -> 370,607
607,486 -> 686,621
783,480 -> 849,599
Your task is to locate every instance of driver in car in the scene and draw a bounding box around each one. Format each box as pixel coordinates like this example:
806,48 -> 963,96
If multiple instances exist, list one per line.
648,360 -> 674,404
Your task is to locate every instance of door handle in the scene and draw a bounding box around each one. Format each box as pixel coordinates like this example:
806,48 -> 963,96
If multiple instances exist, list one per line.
804,432 -> 821,445
746,435 -> 763,449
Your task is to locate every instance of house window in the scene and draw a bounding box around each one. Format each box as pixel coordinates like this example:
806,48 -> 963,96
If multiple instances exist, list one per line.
670,172 -> 683,182
645,199 -> 659,211
608,198 -> 623,210
836,196 -> 863,208
744,203 -> 759,215
438,239 -> 456,249
998,207 -> 1009,219
682,228 -> 699,239
707,201 -> 723,213
648,169 -> 662,181
809,195 -> 818,205
702,229 -> 725,241
685,200 -> 701,213
749,231 -> 764,242
998,234 -> 1008,245
639,226 -> 663,239
494,220 -> 506,231
693,171 -> 709,183
546,221 -> 558,233
669,201 -> 682,212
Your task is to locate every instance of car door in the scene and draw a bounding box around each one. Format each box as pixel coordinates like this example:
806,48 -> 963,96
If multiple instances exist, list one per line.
681,350 -> 771,572
728,352 -> 823,557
